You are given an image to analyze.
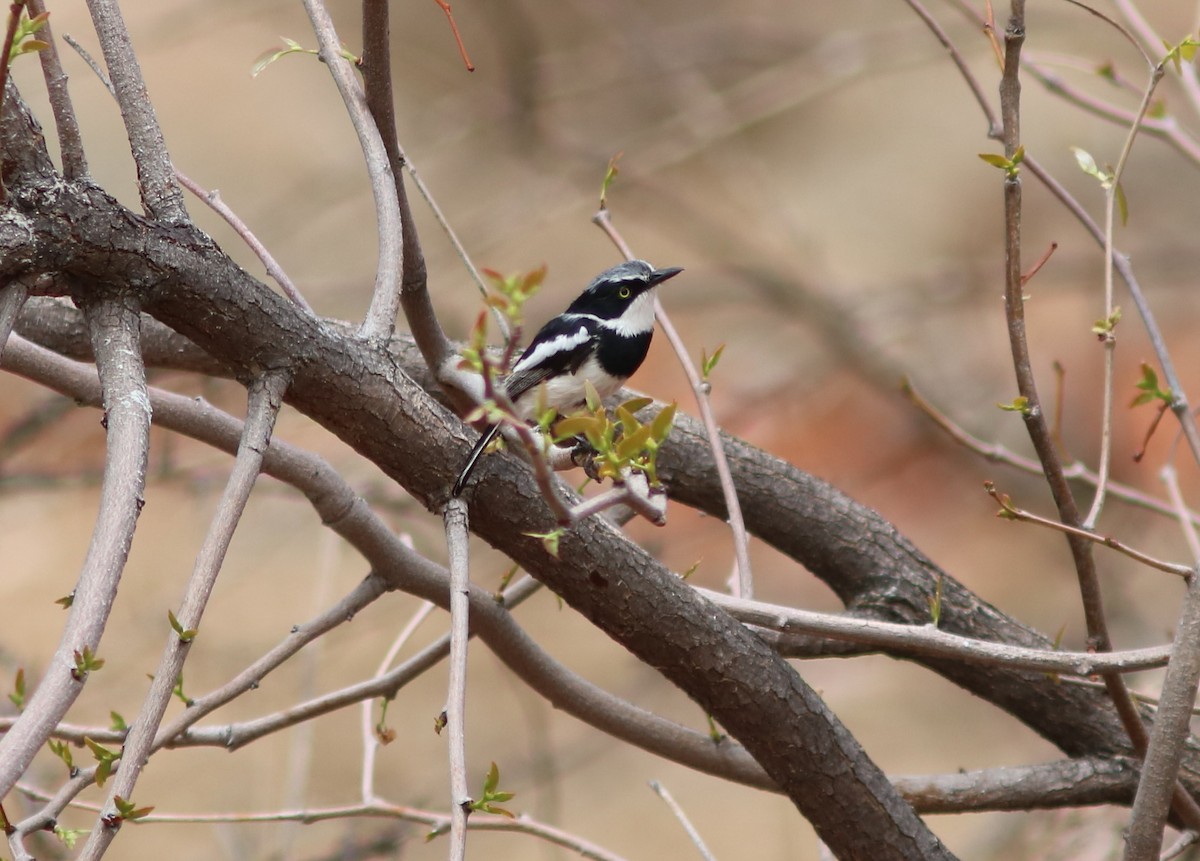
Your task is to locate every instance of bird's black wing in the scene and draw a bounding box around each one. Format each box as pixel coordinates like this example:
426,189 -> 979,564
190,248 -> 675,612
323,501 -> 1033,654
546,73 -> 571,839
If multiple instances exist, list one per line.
503,315 -> 599,403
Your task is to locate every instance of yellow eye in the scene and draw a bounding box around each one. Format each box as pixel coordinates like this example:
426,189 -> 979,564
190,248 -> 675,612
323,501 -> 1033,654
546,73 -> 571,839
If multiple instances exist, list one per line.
618,286 -> 632,299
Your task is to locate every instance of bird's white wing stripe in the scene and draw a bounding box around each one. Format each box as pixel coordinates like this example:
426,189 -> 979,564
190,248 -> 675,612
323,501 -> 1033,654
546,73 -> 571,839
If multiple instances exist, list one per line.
512,324 -> 592,374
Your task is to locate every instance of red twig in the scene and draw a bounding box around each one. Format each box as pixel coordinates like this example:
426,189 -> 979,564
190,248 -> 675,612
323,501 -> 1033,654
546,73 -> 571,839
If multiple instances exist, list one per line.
433,0 -> 474,72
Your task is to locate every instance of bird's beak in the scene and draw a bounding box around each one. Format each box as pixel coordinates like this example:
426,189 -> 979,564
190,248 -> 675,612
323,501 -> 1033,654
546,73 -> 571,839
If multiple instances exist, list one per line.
649,266 -> 684,286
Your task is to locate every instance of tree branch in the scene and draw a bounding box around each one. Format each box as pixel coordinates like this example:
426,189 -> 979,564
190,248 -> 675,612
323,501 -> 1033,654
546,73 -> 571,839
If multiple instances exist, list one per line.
0,293 -> 149,800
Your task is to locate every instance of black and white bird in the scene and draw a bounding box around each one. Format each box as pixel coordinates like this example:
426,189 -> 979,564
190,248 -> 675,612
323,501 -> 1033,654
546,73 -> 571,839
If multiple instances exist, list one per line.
452,259 -> 683,496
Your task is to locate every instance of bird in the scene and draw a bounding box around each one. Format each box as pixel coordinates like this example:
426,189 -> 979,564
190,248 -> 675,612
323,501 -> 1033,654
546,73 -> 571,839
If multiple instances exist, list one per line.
452,259 -> 683,496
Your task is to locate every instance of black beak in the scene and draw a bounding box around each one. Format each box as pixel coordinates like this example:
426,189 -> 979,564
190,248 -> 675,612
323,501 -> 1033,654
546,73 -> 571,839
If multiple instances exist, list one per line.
649,266 -> 684,286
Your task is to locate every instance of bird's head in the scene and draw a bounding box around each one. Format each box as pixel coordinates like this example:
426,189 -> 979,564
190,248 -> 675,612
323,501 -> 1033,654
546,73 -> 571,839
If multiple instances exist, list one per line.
565,260 -> 683,329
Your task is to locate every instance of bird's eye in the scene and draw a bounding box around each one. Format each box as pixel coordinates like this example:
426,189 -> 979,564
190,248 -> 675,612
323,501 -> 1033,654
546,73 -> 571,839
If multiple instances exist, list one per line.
618,286 -> 632,299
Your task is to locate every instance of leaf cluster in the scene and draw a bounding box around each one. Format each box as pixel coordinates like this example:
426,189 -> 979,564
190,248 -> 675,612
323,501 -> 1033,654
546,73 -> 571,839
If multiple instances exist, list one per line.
7,8 -> 49,66
553,387 -> 677,487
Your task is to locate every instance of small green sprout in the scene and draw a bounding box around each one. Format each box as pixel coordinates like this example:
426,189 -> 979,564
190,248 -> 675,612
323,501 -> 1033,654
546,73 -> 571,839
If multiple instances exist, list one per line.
85,737 -> 120,787
71,646 -> 104,681
470,762 -> 516,818
978,144 -> 1025,177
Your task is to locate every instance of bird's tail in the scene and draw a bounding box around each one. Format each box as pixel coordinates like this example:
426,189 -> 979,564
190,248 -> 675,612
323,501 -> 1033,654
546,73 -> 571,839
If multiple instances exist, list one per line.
452,424 -> 501,496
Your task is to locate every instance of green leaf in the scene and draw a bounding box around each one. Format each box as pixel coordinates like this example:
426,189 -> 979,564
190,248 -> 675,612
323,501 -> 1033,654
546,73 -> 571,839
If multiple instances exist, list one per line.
600,152 -> 623,206
997,396 -> 1031,414
583,379 -> 601,412
113,795 -> 154,822
614,404 -> 641,433
706,714 -> 726,743
54,826 -> 89,849
251,37 -> 314,77
1091,306 -> 1121,338
1115,180 -> 1129,226
168,609 -> 197,643
978,146 -> 1023,176
48,738 -> 74,771
619,396 -> 654,414
483,761 -> 500,795
1071,146 -> 1100,178
471,762 -> 517,818
524,528 -> 564,557
7,10 -> 51,65
71,646 -> 104,680
615,424 -> 652,460
9,667 -> 25,710
110,711 -> 127,732
1132,362 -> 1172,407
701,344 -> 726,380
553,415 -> 600,441
927,575 -> 944,626
649,403 -> 677,443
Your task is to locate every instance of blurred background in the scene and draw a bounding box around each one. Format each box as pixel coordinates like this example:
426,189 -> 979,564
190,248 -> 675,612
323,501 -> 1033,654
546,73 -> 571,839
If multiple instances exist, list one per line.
4,0 -> 1200,858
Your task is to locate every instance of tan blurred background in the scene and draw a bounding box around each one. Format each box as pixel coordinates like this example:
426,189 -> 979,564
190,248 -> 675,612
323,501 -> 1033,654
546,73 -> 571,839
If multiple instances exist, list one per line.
4,0 -> 1200,858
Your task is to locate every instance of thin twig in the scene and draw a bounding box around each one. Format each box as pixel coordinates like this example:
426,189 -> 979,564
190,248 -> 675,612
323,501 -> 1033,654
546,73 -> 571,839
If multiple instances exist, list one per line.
432,0 -> 474,71
1020,59 -> 1200,170
699,588 -> 1172,677
592,207 -> 754,597
83,0 -> 186,220
985,481 -> 1191,578
1164,465 -> 1200,563
443,497 -> 471,861
1083,50 -> 1163,529
26,0 -> 87,178
301,0 -> 402,342
13,790 -> 632,861
360,599 -> 437,802
903,377 -> 1200,526
1160,830 -> 1200,861
649,781 -> 717,861
175,172 -> 314,315
900,0 -> 1000,136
